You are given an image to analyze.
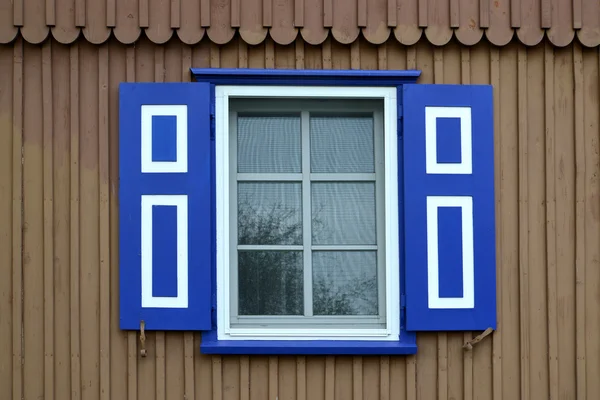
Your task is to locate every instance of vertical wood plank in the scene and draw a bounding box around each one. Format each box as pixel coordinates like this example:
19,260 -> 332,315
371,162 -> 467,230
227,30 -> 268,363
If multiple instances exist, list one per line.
42,42 -> 54,399
238,41 -> 248,68
263,0 -> 272,27
139,0 -> 149,28
351,41 -> 360,69
387,0 -> 396,26
265,39 -> 275,68
14,0 -> 24,26
42,40 -> 55,400
155,333 -> 165,400
517,45 -> 530,400
23,41 -> 45,400
240,356 -> 250,400
210,43 -> 220,68
212,357 -> 222,400
106,0 -> 116,26
295,38 -> 305,68
295,0 -> 304,27
406,46 -> 416,70
297,357 -> 306,400
171,0 -> 181,28
380,357 -> 390,400
460,46 -> 473,400
353,357 -> 363,400
490,45 -> 502,400
358,0 -> 367,27
573,42 -> 586,400
378,43 -> 387,69
583,46 -> 600,400
125,44 -> 137,400
523,44 -> 549,400
201,0 -> 210,27
127,334 -> 137,400
499,44 -> 520,400
450,0 -> 459,27
12,37 -> 24,400
554,47 -> 576,400
322,38 -> 332,69
231,0 -> 240,27
69,42 -> 82,400
325,357 -> 335,399
98,43 -> 110,400
46,0 -> 55,25
544,41 -> 559,400
79,40 -> 101,400
269,357 -> 278,400
437,335 -> 448,399
324,0 -> 332,27
183,333 -> 194,400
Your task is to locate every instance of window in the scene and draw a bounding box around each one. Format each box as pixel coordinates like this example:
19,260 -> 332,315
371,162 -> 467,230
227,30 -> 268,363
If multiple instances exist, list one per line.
216,87 -> 400,341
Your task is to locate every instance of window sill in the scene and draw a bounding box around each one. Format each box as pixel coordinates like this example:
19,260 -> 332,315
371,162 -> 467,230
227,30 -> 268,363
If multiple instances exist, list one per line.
200,333 -> 417,355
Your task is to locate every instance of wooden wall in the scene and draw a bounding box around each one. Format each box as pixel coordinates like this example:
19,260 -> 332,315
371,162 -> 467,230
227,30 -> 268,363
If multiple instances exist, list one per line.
0,35 -> 599,399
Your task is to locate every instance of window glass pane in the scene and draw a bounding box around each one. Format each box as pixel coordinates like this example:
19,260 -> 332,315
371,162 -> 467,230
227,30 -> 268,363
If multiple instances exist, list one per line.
238,182 -> 303,245
311,182 -> 376,245
312,251 -> 378,315
237,115 -> 301,173
310,116 -> 374,173
238,251 -> 304,315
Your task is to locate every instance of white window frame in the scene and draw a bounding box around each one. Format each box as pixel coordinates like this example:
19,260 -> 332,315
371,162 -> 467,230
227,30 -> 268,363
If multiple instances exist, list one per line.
215,85 -> 400,341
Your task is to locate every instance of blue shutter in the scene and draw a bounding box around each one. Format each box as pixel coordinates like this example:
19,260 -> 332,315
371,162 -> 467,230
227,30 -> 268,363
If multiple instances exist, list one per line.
402,84 -> 496,331
119,82 -> 213,331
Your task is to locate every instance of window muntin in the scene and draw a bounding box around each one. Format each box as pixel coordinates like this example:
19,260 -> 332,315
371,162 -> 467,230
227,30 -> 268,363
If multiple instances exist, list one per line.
229,99 -> 386,329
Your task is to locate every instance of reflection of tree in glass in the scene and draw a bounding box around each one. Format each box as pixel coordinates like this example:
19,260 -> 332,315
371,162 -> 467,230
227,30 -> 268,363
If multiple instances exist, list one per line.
237,193 -> 379,317
238,197 -> 303,315
238,251 -> 303,315
238,190 -> 302,246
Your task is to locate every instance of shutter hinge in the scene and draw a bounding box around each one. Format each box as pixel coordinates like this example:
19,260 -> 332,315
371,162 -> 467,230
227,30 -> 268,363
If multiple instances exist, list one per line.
400,294 -> 406,309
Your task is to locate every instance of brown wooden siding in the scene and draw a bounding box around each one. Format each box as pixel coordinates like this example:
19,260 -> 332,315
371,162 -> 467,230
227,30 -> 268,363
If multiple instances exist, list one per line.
0,36 -> 599,399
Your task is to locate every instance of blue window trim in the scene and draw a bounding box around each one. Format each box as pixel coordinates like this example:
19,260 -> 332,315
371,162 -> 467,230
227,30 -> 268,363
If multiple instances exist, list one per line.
191,68 -> 421,355
190,68 -> 421,86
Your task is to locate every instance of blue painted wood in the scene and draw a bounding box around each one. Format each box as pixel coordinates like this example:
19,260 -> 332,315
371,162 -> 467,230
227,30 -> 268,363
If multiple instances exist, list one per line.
152,205 -> 178,297
119,82 -> 212,331
151,115 -> 177,162
435,117 -> 462,164
437,207 -> 464,298
190,68 -> 421,86
200,331 -> 417,355
403,84 -> 496,331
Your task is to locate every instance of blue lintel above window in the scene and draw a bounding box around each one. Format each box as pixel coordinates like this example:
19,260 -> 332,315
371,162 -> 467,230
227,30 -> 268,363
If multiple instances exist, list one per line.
190,68 -> 422,86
